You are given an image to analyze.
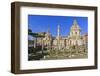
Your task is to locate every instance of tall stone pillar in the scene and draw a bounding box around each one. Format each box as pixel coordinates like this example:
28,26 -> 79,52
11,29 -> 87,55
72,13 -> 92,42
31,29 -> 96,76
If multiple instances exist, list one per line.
57,25 -> 60,50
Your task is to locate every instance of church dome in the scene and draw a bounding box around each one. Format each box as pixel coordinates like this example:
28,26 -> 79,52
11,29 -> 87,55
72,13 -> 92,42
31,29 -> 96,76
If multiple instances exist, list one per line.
71,19 -> 80,30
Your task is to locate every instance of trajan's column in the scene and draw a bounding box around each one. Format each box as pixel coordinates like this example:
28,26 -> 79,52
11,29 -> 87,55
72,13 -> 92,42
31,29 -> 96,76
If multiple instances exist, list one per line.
57,25 -> 61,50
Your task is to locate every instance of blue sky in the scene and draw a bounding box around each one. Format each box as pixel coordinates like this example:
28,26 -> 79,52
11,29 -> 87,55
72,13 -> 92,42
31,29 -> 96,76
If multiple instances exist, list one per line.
28,15 -> 88,37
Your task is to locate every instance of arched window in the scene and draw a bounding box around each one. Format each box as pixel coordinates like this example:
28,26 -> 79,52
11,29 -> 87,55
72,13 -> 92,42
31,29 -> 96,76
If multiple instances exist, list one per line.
75,32 -> 77,35
69,40 -> 71,45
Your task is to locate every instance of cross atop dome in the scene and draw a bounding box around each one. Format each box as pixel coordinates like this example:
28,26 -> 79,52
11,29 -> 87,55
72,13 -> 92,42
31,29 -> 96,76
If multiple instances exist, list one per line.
73,19 -> 78,25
